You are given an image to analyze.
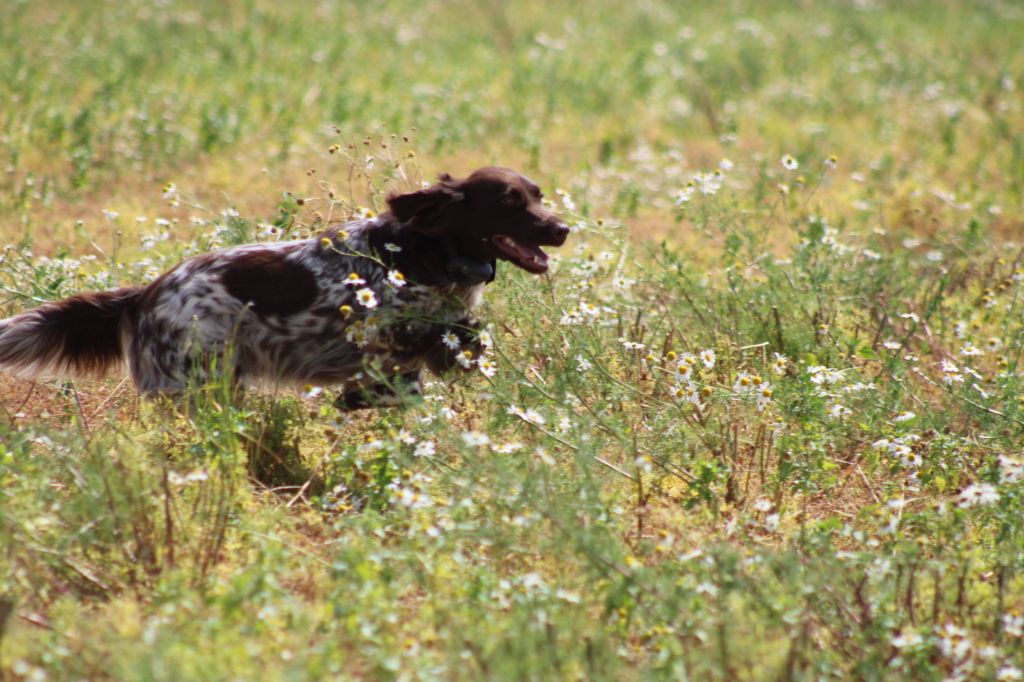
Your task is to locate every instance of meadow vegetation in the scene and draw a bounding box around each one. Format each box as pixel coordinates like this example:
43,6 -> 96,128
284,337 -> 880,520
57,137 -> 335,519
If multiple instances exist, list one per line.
1,0 -> 1024,679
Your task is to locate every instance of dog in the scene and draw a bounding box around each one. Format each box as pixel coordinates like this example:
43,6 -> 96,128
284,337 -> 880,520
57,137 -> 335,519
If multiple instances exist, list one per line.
0,167 -> 568,407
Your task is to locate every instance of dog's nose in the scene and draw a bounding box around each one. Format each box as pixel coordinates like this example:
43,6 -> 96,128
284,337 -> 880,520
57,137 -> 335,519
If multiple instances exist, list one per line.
552,222 -> 570,243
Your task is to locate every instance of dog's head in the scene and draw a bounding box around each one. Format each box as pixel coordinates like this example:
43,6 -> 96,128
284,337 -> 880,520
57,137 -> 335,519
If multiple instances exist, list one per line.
386,167 -> 569,275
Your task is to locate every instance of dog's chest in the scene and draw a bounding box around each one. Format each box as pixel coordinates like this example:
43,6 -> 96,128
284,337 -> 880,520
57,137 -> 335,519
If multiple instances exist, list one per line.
314,271 -> 482,349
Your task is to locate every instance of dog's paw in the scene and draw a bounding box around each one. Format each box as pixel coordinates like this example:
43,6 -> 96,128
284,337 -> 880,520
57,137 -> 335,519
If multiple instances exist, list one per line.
334,376 -> 424,411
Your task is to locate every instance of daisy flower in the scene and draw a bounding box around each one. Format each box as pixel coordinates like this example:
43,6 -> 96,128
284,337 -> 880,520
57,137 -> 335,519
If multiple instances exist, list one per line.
675,360 -> 696,383
936,623 -> 972,660
672,383 -> 700,405
958,483 -> 999,508
300,385 -> 323,399
461,431 -> 490,447
413,441 -> 436,458
772,352 -> 788,376
999,456 -> 1024,483
960,342 -> 982,357
997,666 -> 1023,681
898,447 -> 923,469
387,270 -> 406,288
346,324 -> 368,347
523,408 -> 546,425
829,403 -> 850,419
890,629 -> 923,649
354,288 -> 378,308
780,154 -> 799,171
733,372 -> 756,393
478,357 -> 497,378
674,183 -> 695,206
508,405 -> 546,425
344,272 -> 367,286
441,331 -> 461,350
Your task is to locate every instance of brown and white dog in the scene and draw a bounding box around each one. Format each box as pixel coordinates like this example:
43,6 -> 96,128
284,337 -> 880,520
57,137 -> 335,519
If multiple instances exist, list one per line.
0,167 -> 568,407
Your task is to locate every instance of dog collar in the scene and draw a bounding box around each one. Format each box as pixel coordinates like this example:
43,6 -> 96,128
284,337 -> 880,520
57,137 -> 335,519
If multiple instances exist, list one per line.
446,256 -> 495,285
441,237 -> 495,285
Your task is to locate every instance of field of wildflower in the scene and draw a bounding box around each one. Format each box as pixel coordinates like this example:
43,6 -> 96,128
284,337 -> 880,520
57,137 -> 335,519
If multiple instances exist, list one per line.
2,0 -> 1024,679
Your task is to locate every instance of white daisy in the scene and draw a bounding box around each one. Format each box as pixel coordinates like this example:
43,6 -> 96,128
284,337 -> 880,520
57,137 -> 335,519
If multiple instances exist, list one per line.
344,272 -> 367,286
958,483 -> 999,508
441,331 -> 461,350
461,431 -> 490,447
354,288 -> 378,308
772,353 -> 788,376
387,270 -> 406,288
960,343 -> 983,357
478,357 -> 497,378
413,441 -> 436,458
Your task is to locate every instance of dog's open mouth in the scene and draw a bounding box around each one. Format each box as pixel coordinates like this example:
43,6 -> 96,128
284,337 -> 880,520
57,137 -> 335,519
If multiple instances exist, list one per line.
492,234 -> 550,274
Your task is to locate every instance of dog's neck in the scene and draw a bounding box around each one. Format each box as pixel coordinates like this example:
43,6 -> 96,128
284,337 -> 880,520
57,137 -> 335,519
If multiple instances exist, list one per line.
363,215 -> 495,287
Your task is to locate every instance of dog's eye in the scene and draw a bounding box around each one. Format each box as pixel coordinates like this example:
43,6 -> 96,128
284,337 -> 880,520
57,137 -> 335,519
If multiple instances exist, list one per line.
502,190 -> 527,208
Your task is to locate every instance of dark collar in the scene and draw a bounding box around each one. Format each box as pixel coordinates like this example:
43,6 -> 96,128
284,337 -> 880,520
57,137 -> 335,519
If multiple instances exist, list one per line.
442,237 -> 495,285
364,217 -> 495,286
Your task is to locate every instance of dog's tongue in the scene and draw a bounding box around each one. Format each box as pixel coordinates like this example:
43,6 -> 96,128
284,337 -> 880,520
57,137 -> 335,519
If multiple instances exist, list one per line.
492,235 -> 549,274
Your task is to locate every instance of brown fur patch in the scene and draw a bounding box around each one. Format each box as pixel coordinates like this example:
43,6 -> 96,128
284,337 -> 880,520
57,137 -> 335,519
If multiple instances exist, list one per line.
221,252 -> 319,316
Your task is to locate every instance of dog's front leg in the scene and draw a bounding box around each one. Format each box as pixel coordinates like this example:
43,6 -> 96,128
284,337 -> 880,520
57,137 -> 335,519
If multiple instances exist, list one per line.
422,317 -> 485,375
334,370 -> 424,411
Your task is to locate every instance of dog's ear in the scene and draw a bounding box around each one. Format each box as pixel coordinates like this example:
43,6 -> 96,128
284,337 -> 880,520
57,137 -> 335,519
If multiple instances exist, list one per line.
386,175 -> 464,235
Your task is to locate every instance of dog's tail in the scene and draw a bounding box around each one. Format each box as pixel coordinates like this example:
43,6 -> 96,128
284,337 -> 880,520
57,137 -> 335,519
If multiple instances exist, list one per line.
0,287 -> 143,379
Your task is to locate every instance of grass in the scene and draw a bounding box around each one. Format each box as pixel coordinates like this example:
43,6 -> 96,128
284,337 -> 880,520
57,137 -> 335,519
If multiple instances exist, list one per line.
1,0 -> 1024,679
